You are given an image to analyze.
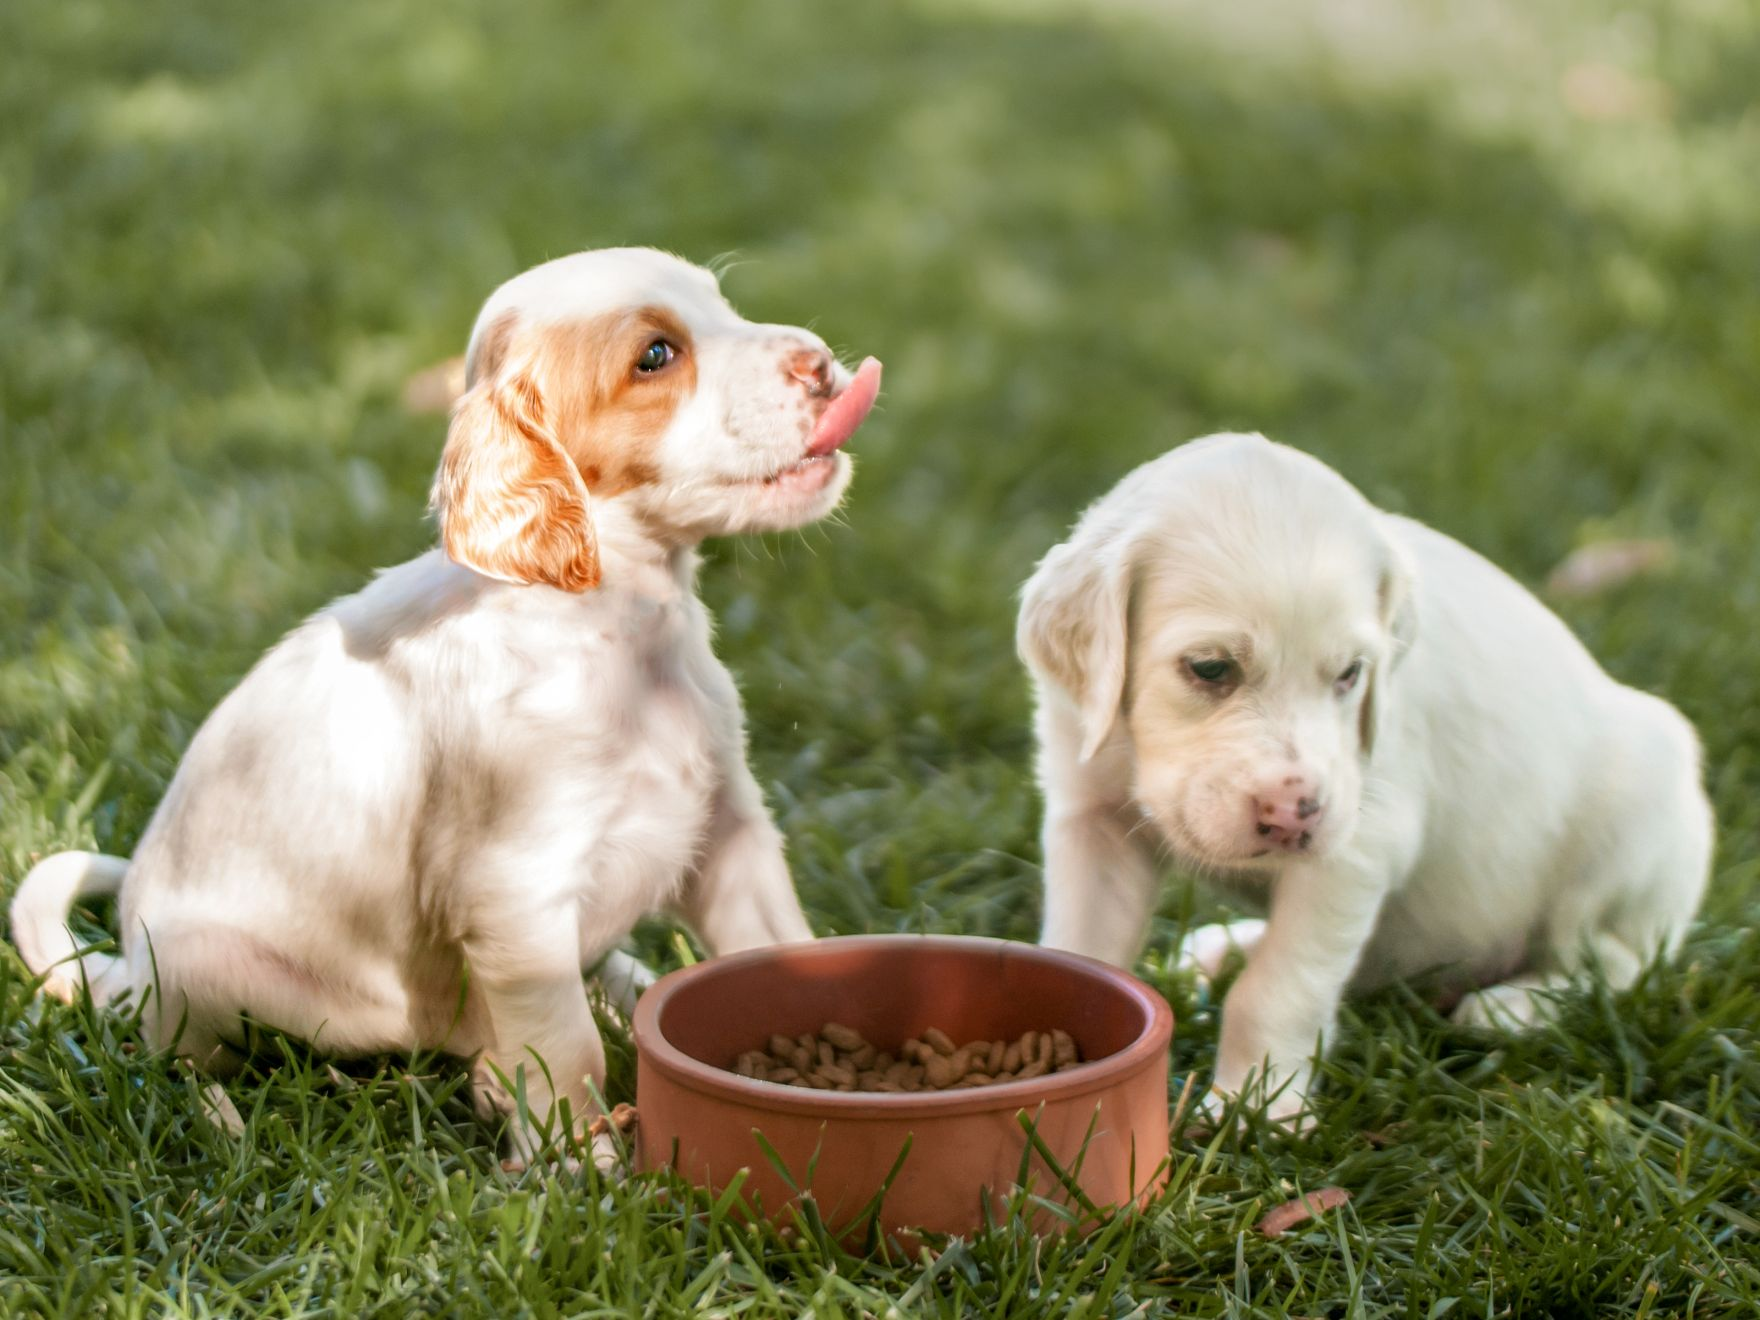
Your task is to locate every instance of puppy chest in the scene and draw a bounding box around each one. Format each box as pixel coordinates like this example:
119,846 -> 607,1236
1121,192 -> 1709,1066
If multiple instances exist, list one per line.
592,667 -> 724,873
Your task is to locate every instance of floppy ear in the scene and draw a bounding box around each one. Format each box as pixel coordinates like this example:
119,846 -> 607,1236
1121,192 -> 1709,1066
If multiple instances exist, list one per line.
1359,535 -> 1418,758
1017,531 -> 1135,763
430,360 -> 600,591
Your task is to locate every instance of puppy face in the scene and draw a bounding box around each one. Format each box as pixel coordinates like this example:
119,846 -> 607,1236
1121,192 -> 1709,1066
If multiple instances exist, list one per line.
433,248 -> 880,588
1019,434 -> 1415,871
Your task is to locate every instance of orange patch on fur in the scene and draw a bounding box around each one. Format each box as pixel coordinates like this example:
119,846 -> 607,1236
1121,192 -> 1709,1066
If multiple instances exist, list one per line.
431,304 -> 697,591
433,367 -> 600,592
533,305 -> 696,497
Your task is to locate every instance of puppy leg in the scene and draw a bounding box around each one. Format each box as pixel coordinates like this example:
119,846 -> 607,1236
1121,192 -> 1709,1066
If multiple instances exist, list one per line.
1210,866 -> 1386,1127
1177,919 -> 1268,986
1450,927 -> 1645,1032
1040,806 -> 1160,968
592,949 -> 656,1019
1456,755 -> 1711,1034
675,779 -> 812,956
466,912 -> 609,1170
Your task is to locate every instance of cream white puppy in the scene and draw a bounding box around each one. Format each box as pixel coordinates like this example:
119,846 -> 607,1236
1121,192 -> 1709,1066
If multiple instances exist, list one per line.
12,247 -> 883,1164
1020,434 -> 1712,1125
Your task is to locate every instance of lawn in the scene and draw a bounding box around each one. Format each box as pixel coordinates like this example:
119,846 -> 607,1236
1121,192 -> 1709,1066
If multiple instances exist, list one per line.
3,0 -> 1758,1313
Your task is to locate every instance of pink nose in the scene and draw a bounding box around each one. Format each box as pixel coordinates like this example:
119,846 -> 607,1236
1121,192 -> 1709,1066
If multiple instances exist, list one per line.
786,347 -> 834,395
1253,787 -> 1324,851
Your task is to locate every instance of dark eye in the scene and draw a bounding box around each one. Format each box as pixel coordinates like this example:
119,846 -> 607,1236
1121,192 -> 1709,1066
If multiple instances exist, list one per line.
1185,656 -> 1235,686
635,339 -> 675,374
1335,659 -> 1364,693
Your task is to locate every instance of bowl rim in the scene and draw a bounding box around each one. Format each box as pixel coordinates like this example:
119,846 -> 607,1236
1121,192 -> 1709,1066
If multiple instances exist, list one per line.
632,934 -> 1174,1119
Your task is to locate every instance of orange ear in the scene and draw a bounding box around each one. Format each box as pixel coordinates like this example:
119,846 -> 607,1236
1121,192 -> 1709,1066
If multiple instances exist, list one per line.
431,367 -> 600,591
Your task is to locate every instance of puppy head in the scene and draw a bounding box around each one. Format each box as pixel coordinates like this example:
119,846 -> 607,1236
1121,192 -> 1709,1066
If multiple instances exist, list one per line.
1019,433 -> 1416,870
432,248 -> 881,588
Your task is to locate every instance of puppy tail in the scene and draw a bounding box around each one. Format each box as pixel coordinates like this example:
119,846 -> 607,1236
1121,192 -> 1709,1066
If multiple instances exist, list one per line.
10,850 -> 133,1007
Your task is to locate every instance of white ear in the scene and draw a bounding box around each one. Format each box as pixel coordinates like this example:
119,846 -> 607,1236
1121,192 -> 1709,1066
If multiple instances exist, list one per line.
1359,532 -> 1419,757
1017,531 -> 1135,762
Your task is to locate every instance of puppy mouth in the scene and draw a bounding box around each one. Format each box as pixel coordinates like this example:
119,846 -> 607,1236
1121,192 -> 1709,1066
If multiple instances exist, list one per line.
753,452 -> 844,494
805,356 -> 882,457
728,356 -> 882,493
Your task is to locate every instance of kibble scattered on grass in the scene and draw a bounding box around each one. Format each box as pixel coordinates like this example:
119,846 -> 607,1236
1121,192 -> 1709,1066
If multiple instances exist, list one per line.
731,1023 -> 1083,1091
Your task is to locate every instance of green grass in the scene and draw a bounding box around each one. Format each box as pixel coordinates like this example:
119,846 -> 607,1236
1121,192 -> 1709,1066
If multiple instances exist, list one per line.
3,0 -> 1758,1313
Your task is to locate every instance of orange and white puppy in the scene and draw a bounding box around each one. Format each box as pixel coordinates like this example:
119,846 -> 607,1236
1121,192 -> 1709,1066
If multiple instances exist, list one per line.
11,248 -> 883,1165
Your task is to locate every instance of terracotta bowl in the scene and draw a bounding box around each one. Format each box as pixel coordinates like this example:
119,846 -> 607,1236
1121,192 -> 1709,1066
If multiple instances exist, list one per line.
632,935 -> 1173,1242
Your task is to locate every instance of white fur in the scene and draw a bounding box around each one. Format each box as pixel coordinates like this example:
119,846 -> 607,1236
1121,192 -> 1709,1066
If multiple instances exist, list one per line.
10,249 -> 858,1164
1021,433 -> 1713,1125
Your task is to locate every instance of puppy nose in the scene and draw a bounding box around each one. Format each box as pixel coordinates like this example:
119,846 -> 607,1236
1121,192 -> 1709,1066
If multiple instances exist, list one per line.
786,347 -> 834,396
1253,787 -> 1325,851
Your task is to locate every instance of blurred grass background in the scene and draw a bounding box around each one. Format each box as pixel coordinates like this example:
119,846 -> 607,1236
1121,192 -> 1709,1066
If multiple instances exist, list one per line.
2,0 -> 1757,1313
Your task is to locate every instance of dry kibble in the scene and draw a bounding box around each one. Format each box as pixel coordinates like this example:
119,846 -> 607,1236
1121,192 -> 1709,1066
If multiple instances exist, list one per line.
922,1027 -> 956,1056
821,1022 -> 866,1052
1051,1029 -> 1077,1067
730,1023 -> 1083,1094
923,1054 -> 960,1088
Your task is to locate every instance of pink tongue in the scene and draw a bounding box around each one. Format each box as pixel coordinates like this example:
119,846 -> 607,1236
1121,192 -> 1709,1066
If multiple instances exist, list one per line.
807,356 -> 883,457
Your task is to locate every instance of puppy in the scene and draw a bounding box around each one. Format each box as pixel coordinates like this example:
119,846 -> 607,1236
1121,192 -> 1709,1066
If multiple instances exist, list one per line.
1019,434 -> 1712,1124
11,247 -> 883,1164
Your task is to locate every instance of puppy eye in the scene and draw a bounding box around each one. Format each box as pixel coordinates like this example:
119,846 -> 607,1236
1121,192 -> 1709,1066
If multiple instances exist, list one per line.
1335,659 -> 1364,693
1185,657 -> 1235,686
635,339 -> 676,374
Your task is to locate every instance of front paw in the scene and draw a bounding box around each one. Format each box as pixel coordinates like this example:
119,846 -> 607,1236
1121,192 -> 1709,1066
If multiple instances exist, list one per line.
1193,1069 -> 1316,1137
500,1103 -> 638,1177
1175,920 -> 1267,987
1450,982 -> 1548,1032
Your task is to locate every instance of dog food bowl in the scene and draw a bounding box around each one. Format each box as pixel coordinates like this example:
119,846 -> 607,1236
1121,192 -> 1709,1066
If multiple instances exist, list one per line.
632,935 -> 1173,1242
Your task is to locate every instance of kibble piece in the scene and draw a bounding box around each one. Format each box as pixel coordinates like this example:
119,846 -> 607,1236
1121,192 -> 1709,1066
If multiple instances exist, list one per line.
790,1045 -> 814,1074
848,1043 -> 877,1069
901,1038 -> 927,1064
923,1054 -> 959,1088
816,1062 -> 856,1087
857,1070 -> 886,1089
769,1034 -> 795,1058
922,1027 -> 956,1056
821,1022 -> 866,1052
768,1067 -> 800,1084
1016,1060 -> 1049,1080
1001,1041 -> 1023,1073
985,1040 -> 1005,1074
1051,1029 -> 1077,1067
873,1052 -> 895,1072
1018,1031 -> 1040,1066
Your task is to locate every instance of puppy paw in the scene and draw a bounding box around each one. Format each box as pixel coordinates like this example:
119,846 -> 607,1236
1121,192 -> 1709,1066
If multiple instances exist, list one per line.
1176,920 -> 1267,987
1187,1079 -> 1315,1138
1451,983 -> 1547,1033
